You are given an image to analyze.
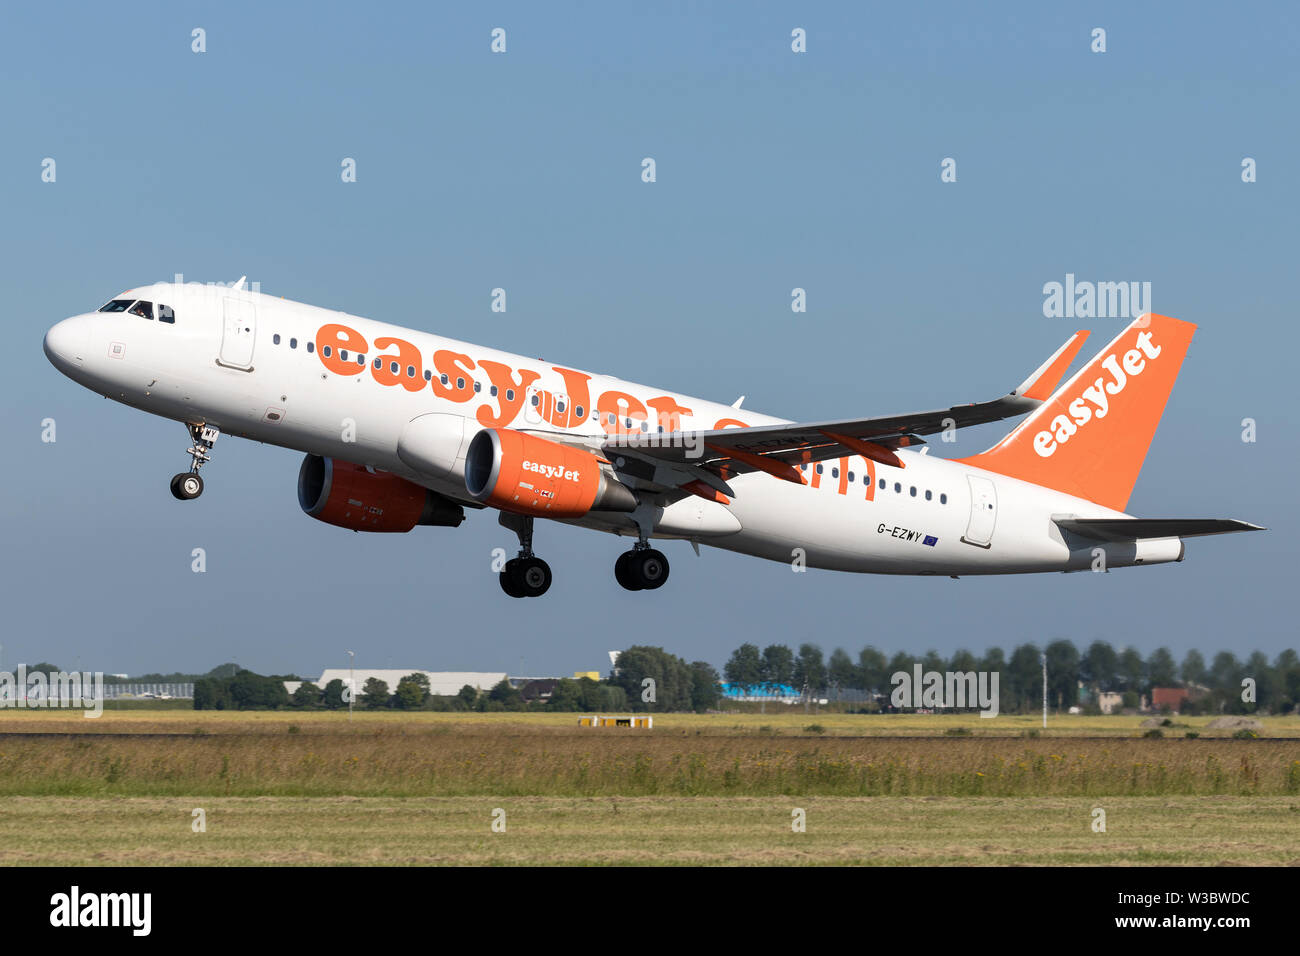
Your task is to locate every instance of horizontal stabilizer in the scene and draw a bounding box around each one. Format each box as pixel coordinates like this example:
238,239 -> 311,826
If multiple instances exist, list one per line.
1054,517 -> 1266,542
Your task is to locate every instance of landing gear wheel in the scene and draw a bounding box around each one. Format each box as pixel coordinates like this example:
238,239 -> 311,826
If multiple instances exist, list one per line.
171,472 -> 204,500
630,548 -> 670,590
510,556 -> 552,598
614,551 -> 643,591
499,560 -> 526,598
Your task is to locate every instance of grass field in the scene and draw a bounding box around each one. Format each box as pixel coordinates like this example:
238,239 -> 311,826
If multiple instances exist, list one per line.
2,710 -> 1296,864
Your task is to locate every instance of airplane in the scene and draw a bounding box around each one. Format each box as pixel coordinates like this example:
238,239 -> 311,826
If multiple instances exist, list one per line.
43,280 -> 1262,598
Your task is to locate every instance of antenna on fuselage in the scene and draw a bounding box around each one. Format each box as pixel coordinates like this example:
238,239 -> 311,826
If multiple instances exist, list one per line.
232,276 -> 247,291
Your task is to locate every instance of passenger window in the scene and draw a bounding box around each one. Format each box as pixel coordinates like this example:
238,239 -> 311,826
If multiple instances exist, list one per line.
390,361 -> 399,374
940,493 -> 947,504
879,478 -> 886,490
490,385 -> 499,397
507,389 -> 515,402
289,338 -> 297,349
339,349 -> 348,361
322,345 -> 332,358
407,366 -> 415,378
441,374 -> 449,386
374,358 -> 382,369
832,468 -> 839,479
273,334 -> 281,345
158,304 -> 175,324
575,405 -> 583,418
357,354 -> 365,365
925,490 -> 932,501
457,377 -> 465,389
130,301 -> 153,319
307,342 -> 314,353
474,381 -> 481,393
848,472 -> 855,482
424,369 -> 432,381
816,464 -> 823,474
894,482 -> 901,493
910,486 -> 917,497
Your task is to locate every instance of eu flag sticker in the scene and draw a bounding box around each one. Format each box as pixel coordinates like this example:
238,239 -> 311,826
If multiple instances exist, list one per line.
922,535 -> 938,547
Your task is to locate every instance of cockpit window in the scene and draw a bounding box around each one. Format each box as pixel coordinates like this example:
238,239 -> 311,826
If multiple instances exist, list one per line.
98,299 -> 136,313
158,304 -> 175,324
129,301 -> 153,319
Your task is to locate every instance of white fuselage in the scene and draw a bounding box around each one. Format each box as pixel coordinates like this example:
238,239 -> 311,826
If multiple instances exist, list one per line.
43,283 -> 1177,575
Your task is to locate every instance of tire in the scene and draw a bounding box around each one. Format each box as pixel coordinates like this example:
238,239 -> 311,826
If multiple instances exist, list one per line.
614,552 -> 642,591
500,560 -> 525,598
173,473 -> 203,500
631,549 -> 670,590
512,557 -> 552,597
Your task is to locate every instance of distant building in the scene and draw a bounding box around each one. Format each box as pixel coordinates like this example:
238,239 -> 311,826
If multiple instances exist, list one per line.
519,679 -> 561,703
573,671 -> 601,681
1151,686 -> 1190,713
1097,692 -> 1124,715
314,670 -> 507,698
720,681 -> 802,703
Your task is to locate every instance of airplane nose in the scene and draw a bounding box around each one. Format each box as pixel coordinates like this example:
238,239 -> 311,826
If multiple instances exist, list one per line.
43,316 -> 89,371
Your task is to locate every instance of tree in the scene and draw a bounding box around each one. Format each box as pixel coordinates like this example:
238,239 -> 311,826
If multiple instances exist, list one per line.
857,646 -> 889,692
487,679 -> 522,707
724,643 -> 763,687
689,661 -> 720,712
362,677 -> 390,710
1147,647 -> 1177,689
1044,639 -> 1079,709
759,644 -> 794,686
394,677 -> 426,710
229,669 -> 289,710
612,646 -> 692,711
948,648 -> 979,674
193,677 -> 231,710
793,643 -> 826,691
1081,641 -> 1119,692
457,684 -> 479,709
1180,649 -> 1206,687
1118,646 -> 1145,694
827,648 -> 855,692
1007,644 -> 1042,713
291,681 -> 322,708
322,678 -> 347,710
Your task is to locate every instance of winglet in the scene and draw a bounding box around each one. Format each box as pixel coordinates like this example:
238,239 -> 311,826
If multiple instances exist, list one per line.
1015,330 -> 1090,401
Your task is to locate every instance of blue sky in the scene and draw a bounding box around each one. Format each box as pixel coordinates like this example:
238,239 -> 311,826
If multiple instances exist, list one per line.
2,1 -> 1295,678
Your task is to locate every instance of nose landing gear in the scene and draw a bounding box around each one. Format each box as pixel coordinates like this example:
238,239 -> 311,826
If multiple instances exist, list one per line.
170,423 -> 219,500
498,513 -> 552,598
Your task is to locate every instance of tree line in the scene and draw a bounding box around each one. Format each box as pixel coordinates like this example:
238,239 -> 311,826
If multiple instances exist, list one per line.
722,641 -> 1300,714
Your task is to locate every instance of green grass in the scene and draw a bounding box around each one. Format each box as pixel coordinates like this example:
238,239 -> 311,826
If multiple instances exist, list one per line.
2,795 -> 1296,866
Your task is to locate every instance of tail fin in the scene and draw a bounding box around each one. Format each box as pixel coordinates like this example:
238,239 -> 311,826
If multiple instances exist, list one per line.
957,314 -> 1196,511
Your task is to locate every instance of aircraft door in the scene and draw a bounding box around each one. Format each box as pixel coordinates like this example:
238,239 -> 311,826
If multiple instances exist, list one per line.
219,298 -> 257,370
962,474 -> 997,548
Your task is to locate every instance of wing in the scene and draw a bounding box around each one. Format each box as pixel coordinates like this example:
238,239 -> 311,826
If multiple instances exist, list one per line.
1053,518 -> 1267,541
601,330 -> 1091,497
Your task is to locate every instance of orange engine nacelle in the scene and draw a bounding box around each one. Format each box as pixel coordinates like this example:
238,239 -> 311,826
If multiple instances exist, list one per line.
297,455 -> 465,532
464,428 -> 637,518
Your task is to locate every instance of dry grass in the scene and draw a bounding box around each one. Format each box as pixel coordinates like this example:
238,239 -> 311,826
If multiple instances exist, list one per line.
2,708 -> 1296,737
1,795 -> 1296,866
0,719 -> 1296,798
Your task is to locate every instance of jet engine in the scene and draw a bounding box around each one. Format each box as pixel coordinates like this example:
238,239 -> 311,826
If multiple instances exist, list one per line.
464,428 -> 636,518
297,454 -> 465,532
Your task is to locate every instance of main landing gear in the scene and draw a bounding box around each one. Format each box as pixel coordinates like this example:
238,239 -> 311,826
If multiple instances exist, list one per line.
614,543 -> 670,591
170,423 -> 219,501
499,514 -> 552,599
